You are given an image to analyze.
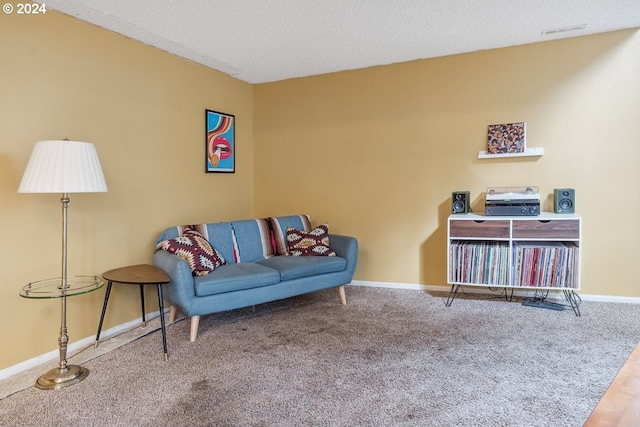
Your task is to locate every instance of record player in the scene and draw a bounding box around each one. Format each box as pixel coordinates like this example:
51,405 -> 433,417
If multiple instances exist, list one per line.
485,186 -> 540,216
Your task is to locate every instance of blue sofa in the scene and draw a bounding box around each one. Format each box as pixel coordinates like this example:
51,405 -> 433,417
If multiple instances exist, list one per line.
153,215 -> 358,341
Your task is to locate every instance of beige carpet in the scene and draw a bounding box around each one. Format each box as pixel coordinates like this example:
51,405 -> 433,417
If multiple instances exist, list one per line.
1,285 -> 638,426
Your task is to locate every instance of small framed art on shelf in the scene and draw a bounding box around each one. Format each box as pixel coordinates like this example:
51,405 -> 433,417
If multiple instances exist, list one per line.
205,109 -> 235,173
487,122 -> 526,154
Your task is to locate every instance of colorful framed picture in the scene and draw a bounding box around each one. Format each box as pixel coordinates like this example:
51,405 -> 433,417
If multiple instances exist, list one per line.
487,122 -> 526,154
205,109 -> 235,173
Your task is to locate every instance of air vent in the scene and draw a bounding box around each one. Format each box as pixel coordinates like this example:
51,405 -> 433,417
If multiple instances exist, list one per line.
542,24 -> 588,36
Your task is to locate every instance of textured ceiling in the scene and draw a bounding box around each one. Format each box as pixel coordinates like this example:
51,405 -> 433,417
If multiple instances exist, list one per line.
43,0 -> 640,84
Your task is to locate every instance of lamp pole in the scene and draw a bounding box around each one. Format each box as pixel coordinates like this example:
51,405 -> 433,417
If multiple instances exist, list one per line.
57,194 -> 70,372
35,194 -> 89,390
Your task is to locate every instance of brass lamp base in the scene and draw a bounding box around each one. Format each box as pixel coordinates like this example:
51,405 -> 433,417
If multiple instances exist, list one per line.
35,365 -> 89,390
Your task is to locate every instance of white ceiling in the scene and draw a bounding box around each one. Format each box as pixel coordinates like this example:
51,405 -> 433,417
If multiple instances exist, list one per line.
42,0 -> 640,84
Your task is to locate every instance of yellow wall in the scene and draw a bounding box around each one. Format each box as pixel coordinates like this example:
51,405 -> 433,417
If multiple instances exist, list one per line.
254,30 -> 640,296
0,9 -> 254,369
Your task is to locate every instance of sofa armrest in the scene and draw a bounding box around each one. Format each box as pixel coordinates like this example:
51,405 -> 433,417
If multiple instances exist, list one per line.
329,234 -> 358,278
153,250 -> 196,314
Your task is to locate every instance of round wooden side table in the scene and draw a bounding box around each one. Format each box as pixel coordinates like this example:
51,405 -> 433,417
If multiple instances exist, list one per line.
95,264 -> 170,361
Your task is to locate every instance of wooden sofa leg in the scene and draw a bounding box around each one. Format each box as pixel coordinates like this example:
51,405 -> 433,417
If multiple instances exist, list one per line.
190,315 -> 200,342
338,285 -> 347,305
169,306 -> 177,324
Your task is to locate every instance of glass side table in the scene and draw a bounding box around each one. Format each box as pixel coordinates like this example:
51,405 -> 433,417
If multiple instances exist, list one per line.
20,275 -> 103,390
20,276 -> 104,298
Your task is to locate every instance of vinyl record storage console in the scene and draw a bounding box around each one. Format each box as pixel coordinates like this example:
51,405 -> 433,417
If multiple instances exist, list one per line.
446,213 -> 582,315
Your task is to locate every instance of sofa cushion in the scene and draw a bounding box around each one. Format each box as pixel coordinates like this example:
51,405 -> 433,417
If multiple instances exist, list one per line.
194,263 -> 280,296
230,218 -> 275,263
287,223 -> 337,257
257,256 -> 346,281
269,215 -> 311,255
156,229 -> 227,276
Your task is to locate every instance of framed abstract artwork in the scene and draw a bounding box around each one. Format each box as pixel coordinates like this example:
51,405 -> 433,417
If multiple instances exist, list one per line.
205,109 -> 235,173
487,122 -> 526,154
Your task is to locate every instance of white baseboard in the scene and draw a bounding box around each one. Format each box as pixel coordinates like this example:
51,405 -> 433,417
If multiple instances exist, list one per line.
349,280 -> 640,304
0,309 -> 166,382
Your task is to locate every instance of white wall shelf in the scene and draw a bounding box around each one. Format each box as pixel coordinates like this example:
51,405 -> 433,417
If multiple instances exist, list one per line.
478,147 -> 544,159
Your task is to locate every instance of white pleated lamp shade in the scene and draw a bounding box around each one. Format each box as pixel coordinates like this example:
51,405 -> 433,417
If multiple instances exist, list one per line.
18,140 -> 108,193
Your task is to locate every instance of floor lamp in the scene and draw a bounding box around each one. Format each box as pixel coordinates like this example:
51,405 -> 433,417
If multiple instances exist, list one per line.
18,139 -> 108,390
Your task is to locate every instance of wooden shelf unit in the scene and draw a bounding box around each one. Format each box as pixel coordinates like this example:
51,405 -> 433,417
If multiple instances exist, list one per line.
446,212 -> 582,312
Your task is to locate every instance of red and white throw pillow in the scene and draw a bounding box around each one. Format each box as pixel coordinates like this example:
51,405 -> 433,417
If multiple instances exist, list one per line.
269,215 -> 312,255
286,223 -> 336,257
156,228 -> 226,276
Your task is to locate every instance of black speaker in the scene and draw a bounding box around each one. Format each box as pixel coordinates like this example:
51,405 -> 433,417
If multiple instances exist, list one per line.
554,188 -> 575,214
452,191 -> 470,214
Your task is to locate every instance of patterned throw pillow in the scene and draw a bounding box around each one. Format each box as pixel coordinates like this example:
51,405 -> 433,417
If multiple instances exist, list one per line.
286,223 -> 336,257
269,215 -> 312,255
156,228 -> 226,276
